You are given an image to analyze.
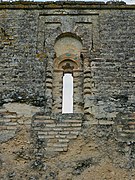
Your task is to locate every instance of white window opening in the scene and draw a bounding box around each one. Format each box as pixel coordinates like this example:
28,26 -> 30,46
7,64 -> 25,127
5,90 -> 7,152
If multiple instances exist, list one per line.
62,73 -> 73,113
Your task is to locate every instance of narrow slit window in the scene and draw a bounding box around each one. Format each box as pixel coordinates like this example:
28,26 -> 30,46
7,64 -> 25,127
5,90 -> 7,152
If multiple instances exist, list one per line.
62,73 -> 73,113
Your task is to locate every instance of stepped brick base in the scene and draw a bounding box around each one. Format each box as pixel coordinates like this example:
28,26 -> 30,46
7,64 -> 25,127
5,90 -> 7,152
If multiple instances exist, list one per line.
32,113 -> 83,152
0,107 -> 18,143
116,113 -> 135,142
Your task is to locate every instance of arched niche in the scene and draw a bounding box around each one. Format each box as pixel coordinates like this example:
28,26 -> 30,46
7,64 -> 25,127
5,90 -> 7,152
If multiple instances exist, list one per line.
54,33 -> 83,58
52,33 -> 83,114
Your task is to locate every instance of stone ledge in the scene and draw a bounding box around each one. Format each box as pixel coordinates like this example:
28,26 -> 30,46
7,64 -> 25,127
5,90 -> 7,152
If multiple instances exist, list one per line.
0,1 -> 135,10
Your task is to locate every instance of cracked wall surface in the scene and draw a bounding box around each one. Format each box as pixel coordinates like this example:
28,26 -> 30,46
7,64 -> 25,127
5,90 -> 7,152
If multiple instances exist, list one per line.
0,1 -> 135,179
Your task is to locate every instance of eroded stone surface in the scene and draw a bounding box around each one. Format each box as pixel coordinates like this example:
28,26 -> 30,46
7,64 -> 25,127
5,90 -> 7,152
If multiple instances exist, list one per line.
0,1 -> 135,179
3,103 -> 40,117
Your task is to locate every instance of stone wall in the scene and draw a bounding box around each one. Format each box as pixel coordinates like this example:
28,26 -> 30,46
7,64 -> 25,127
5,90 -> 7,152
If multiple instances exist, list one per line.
0,1 -> 135,179
0,5 -> 45,107
0,2 -> 135,117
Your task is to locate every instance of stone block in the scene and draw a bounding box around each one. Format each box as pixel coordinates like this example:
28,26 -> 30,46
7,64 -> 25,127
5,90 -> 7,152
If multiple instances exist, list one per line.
4,115 -> 17,119
47,143 -> 68,148
98,120 -> 114,125
63,120 -> 82,123
58,139 -> 69,143
6,122 -> 17,126
71,123 -> 82,127
48,131 -> 58,135
35,116 -> 51,120
38,135 -> 46,139
59,131 -> 70,135
6,126 -> 16,130
38,131 -> 48,135
56,135 -> 66,139
70,131 -> 79,135
56,123 -> 71,127
46,124 -> 56,128
53,128 -> 63,131
45,147 -> 64,152
0,126 -> 7,130
2,119 -> 11,122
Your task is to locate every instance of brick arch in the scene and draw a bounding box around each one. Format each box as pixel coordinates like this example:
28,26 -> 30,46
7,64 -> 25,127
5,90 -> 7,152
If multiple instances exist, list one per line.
59,59 -> 78,70
54,53 -> 81,71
